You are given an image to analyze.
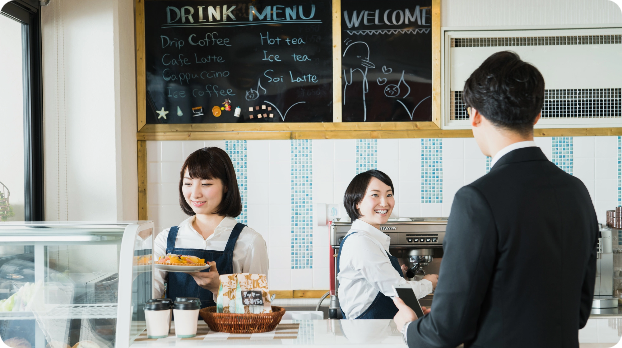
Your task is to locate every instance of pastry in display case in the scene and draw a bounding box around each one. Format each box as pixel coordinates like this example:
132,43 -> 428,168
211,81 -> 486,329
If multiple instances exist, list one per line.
0,222 -> 154,348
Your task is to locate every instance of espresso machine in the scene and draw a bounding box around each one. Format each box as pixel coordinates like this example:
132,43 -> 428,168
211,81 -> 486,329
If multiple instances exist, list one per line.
593,225 -> 618,312
329,218 -> 447,318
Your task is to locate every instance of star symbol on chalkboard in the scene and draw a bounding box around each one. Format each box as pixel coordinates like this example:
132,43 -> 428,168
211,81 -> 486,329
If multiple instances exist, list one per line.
156,107 -> 169,119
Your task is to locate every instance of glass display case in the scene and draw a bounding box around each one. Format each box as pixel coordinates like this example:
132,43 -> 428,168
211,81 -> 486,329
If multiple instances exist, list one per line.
0,221 -> 154,348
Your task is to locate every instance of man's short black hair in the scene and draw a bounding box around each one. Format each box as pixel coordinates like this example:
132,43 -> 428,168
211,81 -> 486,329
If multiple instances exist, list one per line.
463,51 -> 545,136
343,170 -> 394,221
178,147 -> 242,217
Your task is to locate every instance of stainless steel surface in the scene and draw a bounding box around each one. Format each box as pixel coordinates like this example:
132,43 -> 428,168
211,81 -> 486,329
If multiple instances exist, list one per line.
590,306 -> 622,316
331,218 -> 447,293
407,249 -> 434,277
593,297 -> 619,309
329,294 -> 341,319
330,218 -> 448,248
595,226 -> 614,299
316,291 -> 330,311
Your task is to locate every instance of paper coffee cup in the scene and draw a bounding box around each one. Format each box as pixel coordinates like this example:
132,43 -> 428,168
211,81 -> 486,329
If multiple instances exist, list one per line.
173,301 -> 200,338
144,302 -> 171,339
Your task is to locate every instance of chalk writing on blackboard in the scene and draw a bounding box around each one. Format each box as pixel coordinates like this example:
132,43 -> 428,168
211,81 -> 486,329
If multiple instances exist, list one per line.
343,40 -> 374,121
144,0 -> 333,124
341,0 -> 433,123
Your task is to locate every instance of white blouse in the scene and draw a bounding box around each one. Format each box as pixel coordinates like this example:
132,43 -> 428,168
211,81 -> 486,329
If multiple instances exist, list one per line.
337,219 -> 433,319
153,216 -> 269,299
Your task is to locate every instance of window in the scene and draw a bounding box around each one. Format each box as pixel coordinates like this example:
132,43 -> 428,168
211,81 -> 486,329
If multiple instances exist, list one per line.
0,0 -> 43,221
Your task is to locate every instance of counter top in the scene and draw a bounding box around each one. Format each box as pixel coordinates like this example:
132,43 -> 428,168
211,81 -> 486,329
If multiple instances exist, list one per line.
129,318 -> 622,348
131,319 -> 405,347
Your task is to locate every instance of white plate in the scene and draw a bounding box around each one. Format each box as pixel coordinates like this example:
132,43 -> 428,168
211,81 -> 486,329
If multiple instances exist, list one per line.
154,264 -> 210,273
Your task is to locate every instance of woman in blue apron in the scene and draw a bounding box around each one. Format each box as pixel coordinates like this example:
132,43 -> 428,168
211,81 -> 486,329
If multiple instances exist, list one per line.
337,170 -> 438,319
153,147 -> 269,308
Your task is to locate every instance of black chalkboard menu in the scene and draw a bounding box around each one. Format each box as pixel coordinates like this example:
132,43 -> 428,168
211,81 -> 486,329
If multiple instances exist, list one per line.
144,0 -> 333,124
341,0 -> 432,122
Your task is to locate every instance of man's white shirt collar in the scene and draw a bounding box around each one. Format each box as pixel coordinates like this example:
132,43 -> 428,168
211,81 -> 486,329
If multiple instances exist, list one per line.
490,141 -> 538,168
349,219 -> 391,250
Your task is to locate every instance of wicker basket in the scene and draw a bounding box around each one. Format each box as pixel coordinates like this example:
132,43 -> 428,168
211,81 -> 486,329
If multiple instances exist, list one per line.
200,306 -> 286,334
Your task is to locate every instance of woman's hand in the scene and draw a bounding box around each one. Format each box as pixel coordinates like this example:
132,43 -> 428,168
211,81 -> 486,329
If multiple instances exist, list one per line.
423,274 -> 438,289
188,261 -> 221,294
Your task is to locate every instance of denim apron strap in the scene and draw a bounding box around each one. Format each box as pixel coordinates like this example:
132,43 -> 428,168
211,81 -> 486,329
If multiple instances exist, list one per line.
224,223 -> 246,253
166,226 -> 180,254
165,222 -> 245,310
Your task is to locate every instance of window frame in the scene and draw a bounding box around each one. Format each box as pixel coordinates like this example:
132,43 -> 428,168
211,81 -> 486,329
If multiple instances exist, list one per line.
1,0 -> 44,221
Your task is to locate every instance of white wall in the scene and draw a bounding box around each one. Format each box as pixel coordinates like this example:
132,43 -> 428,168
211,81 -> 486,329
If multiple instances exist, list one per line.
0,15 -> 25,221
37,0 -> 621,222
441,0 -> 621,27
36,0 -> 622,290
41,0 -> 137,221
146,136 -> 620,290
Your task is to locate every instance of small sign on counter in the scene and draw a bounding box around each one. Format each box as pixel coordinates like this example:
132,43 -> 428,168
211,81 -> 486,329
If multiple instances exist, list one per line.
241,290 -> 264,306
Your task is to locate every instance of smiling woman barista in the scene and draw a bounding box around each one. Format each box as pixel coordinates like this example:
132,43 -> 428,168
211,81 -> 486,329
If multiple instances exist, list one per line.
153,147 -> 268,308
337,170 -> 438,319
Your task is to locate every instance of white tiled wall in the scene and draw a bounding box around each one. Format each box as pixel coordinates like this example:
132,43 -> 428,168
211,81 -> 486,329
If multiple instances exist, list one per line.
147,136 -> 619,290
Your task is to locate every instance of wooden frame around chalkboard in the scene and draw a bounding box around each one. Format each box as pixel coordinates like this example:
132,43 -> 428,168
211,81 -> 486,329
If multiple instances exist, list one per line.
134,0 -> 444,140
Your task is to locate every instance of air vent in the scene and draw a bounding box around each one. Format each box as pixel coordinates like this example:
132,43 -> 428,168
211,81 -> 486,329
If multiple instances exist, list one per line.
450,89 -> 622,121
451,35 -> 622,48
451,91 -> 467,121
542,89 -> 621,119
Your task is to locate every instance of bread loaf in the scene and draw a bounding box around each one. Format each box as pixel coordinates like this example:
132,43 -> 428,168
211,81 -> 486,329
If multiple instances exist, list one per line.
46,341 -> 70,348
72,341 -> 101,348
4,338 -> 31,348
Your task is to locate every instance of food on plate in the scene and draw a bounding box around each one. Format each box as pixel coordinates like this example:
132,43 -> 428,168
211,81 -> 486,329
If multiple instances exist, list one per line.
46,341 -> 70,348
4,338 -> 31,348
71,341 -> 100,348
156,254 -> 205,266
133,255 -> 152,265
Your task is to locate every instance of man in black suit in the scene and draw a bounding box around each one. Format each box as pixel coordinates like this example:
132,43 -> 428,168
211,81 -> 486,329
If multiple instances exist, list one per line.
393,51 -> 598,348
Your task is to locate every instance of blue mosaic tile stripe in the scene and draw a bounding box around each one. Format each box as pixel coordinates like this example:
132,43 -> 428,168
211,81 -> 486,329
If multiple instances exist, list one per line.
618,136 -> 621,205
225,141 -> 247,224
486,156 -> 492,174
552,137 -> 573,175
421,139 -> 443,203
356,139 -> 377,174
291,140 -> 313,269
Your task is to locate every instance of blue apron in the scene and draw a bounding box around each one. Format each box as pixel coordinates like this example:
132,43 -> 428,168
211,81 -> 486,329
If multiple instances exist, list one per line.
165,222 -> 245,309
337,232 -> 403,319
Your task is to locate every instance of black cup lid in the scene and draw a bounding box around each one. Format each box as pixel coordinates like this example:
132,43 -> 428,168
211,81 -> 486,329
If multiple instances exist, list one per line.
145,302 -> 170,311
175,297 -> 200,303
147,298 -> 173,303
173,301 -> 200,310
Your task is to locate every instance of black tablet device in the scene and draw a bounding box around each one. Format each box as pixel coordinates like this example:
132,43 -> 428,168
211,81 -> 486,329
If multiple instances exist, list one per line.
393,284 -> 425,318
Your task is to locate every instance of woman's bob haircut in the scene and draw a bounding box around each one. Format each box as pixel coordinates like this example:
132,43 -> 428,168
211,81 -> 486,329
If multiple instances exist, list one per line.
343,169 -> 394,221
178,147 -> 242,217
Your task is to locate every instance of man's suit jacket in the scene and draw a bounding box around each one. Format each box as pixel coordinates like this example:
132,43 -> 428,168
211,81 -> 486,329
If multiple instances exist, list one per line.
406,147 -> 598,348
